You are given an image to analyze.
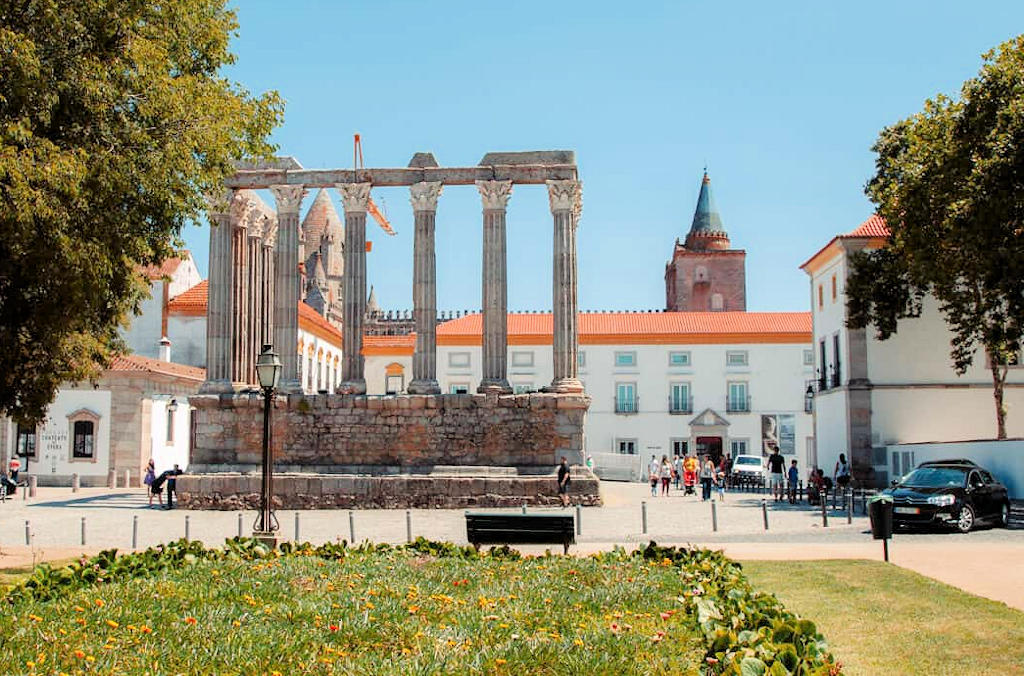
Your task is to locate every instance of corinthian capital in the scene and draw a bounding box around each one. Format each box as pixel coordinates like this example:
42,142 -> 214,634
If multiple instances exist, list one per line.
476,180 -> 513,210
269,185 -> 307,215
336,182 -> 373,214
203,188 -> 236,217
546,180 -> 583,217
409,181 -> 443,212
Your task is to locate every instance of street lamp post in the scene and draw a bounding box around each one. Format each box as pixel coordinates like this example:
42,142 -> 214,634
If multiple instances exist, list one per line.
254,344 -> 282,539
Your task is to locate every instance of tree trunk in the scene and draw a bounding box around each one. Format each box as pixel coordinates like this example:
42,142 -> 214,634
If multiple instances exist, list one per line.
990,362 -> 1008,440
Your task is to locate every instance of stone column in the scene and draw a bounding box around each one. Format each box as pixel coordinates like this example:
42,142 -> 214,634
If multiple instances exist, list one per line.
230,206 -> 249,386
407,181 -> 443,394
546,180 -> 584,393
336,183 -> 372,394
269,185 -> 306,394
261,216 -> 277,348
199,189 -> 238,394
246,222 -> 263,385
476,180 -> 514,394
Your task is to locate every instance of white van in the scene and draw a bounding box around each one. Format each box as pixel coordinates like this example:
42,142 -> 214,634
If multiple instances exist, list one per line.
732,454 -> 766,483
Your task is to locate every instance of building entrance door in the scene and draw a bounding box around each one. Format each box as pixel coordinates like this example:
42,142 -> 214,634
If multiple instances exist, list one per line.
696,436 -> 723,464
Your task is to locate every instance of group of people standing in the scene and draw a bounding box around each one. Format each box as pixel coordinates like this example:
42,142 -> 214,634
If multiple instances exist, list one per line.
143,459 -> 182,509
648,453 -> 731,502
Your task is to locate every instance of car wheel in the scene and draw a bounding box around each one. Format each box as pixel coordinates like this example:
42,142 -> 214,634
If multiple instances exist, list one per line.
956,504 -> 975,533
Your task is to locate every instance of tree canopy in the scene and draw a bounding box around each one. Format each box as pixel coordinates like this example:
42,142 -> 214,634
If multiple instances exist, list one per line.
847,35 -> 1024,438
0,0 -> 282,423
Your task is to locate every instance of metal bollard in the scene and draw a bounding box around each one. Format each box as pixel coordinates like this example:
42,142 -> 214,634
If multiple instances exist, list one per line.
81,517 -> 86,546
821,498 -> 829,527
132,515 -> 138,549
711,500 -> 718,532
25,520 -> 31,546
22,483 -> 27,500
405,510 -> 412,543
72,473 -> 80,493
575,504 -> 582,535
761,499 -> 769,530
29,475 -> 37,498
349,510 -> 355,544
185,515 -> 190,541
847,491 -> 853,524
294,513 -> 301,542
237,512 -> 243,538
641,501 -> 648,534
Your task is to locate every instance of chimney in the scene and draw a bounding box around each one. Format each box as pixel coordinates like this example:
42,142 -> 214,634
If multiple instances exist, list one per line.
159,336 -> 172,362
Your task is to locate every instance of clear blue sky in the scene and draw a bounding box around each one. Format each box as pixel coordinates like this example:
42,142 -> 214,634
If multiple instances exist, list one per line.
181,0 -> 1023,314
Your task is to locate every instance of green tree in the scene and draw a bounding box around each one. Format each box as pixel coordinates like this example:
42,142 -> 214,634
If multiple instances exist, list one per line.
847,35 -> 1024,439
0,0 -> 282,423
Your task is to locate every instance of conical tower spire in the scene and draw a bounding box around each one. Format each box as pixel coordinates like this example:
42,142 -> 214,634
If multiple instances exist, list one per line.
684,171 -> 730,251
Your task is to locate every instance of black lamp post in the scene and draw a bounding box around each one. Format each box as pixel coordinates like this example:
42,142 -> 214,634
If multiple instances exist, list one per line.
254,344 -> 281,535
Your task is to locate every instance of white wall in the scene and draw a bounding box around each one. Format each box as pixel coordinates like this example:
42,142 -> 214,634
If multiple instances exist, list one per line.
122,281 -> 165,359
298,329 -> 343,394
365,355 -> 414,395
813,389 -> 849,482
25,389 -> 112,483
166,315 -> 206,368
888,440 -> 1024,499
872,387 -> 1024,446
148,398 -> 192,474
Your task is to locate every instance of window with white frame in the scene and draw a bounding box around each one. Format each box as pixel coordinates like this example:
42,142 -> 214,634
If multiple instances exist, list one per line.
615,382 -> 638,413
448,352 -> 471,368
385,375 -> 404,394
726,350 -> 748,366
671,439 -> 688,457
669,382 -> 691,413
730,439 -> 749,456
614,351 -> 636,367
616,439 -> 637,455
16,424 -> 36,458
668,351 -> 691,367
449,383 -> 470,394
511,351 -> 534,367
803,349 -> 814,366
727,382 -> 749,412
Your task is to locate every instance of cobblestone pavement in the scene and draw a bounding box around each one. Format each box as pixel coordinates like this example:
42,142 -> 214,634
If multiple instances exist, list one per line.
1,481 -> 1021,609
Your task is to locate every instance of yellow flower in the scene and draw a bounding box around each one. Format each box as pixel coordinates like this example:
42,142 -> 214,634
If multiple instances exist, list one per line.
105,620 -> 119,629
495,658 -> 507,666
574,638 -> 584,646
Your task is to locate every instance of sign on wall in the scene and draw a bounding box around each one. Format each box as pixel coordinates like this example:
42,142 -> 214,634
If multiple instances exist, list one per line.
761,414 -> 796,455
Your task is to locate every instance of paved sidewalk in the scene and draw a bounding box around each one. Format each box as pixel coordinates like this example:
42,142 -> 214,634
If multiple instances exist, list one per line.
2,482 -> 1021,610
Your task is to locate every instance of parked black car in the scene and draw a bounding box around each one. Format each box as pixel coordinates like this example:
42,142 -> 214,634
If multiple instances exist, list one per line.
883,460 -> 1010,533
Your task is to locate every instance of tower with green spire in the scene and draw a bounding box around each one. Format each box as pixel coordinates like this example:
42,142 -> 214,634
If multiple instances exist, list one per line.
664,171 -> 747,311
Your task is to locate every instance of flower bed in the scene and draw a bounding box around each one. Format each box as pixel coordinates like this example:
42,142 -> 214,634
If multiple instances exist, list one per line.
1,540 -> 841,674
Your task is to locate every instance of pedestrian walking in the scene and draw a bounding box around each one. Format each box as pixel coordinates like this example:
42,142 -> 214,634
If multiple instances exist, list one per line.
648,455 -> 660,497
143,459 -> 157,507
700,455 -> 715,502
660,455 -> 672,496
672,454 -> 683,490
767,448 -> 786,502
557,456 -> 572,507
834,453 -> 851,489
787,459 -> 799,504
715,467 -> 726,501
163,464 -> 182,510
683,453 -> 699,496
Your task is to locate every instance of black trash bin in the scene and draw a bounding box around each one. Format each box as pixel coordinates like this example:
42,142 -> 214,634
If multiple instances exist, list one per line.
869,495 -> 893,540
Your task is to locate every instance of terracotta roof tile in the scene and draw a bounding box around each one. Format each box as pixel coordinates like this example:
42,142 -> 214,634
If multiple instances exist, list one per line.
298,301 -> 342,343
843,214 -> 889,238
167,279 -> 207,314
108,353 -> 205,381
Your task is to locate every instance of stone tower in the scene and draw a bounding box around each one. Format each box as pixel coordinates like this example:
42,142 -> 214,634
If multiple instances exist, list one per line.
665,172 -> 746,312
301,188 -> 345,325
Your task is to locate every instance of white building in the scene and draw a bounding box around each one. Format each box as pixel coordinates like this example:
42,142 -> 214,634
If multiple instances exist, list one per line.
801,215 -> 1024,486
359,311 -> 815,481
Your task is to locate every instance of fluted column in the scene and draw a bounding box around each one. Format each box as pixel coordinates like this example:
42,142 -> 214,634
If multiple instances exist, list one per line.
269,185 -> 306,394
546,179 -> 584,393
407,181 -> 443,394
246,225 -> 262,385
230,209 -> 249,386
476,180 -> 513,394
199,189 -> 238,394
336,183 -> 372,394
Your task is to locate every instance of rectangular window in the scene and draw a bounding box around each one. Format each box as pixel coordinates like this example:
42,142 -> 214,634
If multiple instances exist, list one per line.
448,352 -> 471,368
671,439 -> 688,457
72,420 -> 95,459
577,351 -> 586,369
614,351 -> 636,367
166,407 -> 175,444
832,333 -> 842,387
831,274 -> 837,301
615,382 -> 637,414
510,351 -> 534,367
818,340 -> 827,389
448,383 -> 470,394
668,351 -> 691,367
726,350 -> 748,367
818,284 -> 823,309
730,439 -> 749,455
727,382 -> 749,413
16,424 -> 36,459
385,375 -> 403,394
307,357 -> 314,391
616,439 -> 637,455
669,383 -> 691,414
803,349 -> 814,366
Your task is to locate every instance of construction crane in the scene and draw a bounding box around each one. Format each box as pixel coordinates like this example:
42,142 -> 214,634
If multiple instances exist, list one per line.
353,134 -> 396,236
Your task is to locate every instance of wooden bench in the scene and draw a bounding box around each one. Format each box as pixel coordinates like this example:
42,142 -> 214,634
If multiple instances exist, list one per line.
465,512 -> 576,554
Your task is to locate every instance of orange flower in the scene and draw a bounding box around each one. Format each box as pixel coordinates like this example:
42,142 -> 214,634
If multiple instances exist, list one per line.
328,624 -> 339,632
609,622 -> 621,634
93,599 -> 104,608
651,631 -> 666,643
73,650 -> 86,659
183,617 -> 197,626
140,625 -> 153,634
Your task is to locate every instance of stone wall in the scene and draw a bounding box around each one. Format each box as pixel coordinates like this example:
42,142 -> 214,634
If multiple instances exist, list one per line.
177,469 -> 601,510
190,392 -> 589,470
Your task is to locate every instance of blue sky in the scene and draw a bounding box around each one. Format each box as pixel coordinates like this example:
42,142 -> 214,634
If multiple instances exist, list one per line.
181,0 -> 1023,313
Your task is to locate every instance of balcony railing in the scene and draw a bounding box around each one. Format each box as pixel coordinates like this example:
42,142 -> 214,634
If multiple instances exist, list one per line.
668,395 -> 693,415
726,395 -> 751,413
615,396 -> 639,414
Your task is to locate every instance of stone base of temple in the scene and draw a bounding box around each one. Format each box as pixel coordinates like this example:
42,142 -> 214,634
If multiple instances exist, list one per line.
176,467 -> 601,510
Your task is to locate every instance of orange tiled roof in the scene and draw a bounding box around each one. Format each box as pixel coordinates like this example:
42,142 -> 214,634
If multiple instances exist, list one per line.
167,280 -> 208,315
843,214 -> 889,238
108,353 -> 205,381
298,301 -> 342,343
140,254 -> 188,281
363,334 -> 415,355
435,311 -> 811,345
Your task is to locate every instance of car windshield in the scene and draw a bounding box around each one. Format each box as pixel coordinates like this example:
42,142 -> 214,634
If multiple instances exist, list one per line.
736,457 -> 761,466
899,467 -> 966,488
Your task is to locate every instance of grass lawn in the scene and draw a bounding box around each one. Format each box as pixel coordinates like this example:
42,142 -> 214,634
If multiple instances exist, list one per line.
1,547 -> 709,674
743,560 -> 1024,676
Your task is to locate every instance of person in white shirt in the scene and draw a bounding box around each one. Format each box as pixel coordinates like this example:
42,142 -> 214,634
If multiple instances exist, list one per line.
648,455 -> 660,497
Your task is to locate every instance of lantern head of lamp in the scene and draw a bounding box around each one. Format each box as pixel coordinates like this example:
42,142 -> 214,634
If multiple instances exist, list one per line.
804,384 -> 814,413
256,344 -> 282,392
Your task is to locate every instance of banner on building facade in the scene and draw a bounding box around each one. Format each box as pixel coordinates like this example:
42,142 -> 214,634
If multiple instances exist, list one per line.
761,414 -> 796,455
